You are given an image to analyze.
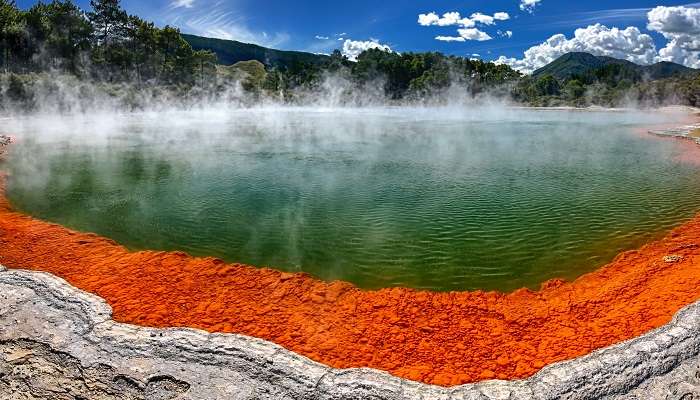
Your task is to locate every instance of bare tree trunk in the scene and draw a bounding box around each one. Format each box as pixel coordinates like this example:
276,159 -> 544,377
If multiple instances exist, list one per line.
2,40 -> 7,73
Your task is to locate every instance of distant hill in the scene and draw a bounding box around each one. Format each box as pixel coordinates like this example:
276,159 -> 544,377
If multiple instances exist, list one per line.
532,52 -> 697,80
182,34 -> 329,68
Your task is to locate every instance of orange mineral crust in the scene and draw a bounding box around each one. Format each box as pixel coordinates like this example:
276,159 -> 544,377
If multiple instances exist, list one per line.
1,177 -> 700,386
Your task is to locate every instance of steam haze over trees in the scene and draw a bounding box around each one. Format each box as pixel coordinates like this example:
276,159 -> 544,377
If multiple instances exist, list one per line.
1,0 -> 700,111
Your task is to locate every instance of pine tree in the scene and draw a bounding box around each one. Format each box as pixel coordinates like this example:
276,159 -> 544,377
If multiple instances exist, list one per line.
88,0 -> 127,45
0,0 -> 21,71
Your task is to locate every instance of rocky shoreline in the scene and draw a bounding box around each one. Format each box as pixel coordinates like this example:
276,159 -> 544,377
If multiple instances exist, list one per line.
649,124 -> 700,145
3,120 -> 700,398
1,266 -> 699,400
3,176 -> 700,387
0,135 -> 10,156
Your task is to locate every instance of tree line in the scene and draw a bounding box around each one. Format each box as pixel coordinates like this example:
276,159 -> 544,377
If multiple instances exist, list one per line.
0,0 -> 523,103
2,0 -> 698,108
0,0 -> 217,85
257,48 -> 522,104
513,65 -> 700,107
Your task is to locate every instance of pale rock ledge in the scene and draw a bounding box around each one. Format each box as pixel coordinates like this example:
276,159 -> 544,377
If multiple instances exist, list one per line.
1,266 -> 699,399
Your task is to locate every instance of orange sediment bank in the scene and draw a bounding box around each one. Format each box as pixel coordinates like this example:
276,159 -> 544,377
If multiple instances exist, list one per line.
2,176 -> 700,386
3,118 -> 700,387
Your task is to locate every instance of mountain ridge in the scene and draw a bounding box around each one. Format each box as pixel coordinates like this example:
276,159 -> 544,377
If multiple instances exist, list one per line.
532,52 -> 698,80
182,34 -> 329,68
182,34 -> 699,84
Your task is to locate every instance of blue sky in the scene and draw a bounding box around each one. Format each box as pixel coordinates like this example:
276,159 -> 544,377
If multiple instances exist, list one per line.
15,0 -> 700,71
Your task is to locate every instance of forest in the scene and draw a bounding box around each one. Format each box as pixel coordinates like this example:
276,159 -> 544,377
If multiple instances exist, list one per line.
1,0 -> 217,83
1,0 -> 700,110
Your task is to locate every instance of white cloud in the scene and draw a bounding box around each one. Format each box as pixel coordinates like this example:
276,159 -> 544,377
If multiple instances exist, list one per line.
495,5 -> 700,74
648,6 -> 700,35
434,29 -> 493,42
315,35 -> 330,40
498,30 -> 513,38
418,10 -> 509,42
342,39 -> 393,61
458,28 -> 493,41
520,0 -> 542,14
648,6 -> 700,68
171,0 -> 194,9
418,12 -> 438,26
495,24 -> 657,74
163,1 -> 289,48
470,12 -> 495,25
494,12 -> 510,21
418,12 -> 470,27
418,11 -> 509,28
494,56 -> 529,72
656,37 -> 700,68
436,36 -> 466,42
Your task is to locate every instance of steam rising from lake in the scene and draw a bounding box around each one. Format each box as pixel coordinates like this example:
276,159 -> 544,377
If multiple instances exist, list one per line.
4,107 -> 700,291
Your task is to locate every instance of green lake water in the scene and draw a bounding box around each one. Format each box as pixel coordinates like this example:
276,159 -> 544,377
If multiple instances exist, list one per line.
4,107 -> 700,292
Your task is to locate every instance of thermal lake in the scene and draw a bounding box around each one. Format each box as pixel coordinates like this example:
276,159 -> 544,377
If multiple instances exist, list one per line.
4,107 -> 700,292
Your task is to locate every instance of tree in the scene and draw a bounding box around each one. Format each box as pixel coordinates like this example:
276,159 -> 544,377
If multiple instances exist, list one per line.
157,25 -> 197,83
534,75 -> 561,96
25,1 -> 92,72
87,0 -> 130,80
326,49 -> 349,72
88,0 -> 127,45
0,0 -> 535,104
563,79 -> 585,101
0,0 -> 23,72
127,16 -> 159,83
192,49 -> 217,86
